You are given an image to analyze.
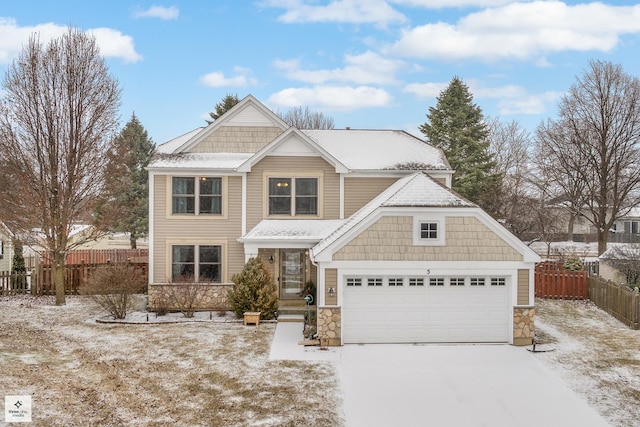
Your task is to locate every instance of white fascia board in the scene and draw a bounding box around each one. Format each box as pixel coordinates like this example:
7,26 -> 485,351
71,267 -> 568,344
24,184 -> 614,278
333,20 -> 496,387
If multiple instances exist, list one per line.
318,259 -> 533,271
242,242 -> 316,254
148,169 -> 244,176
148,171 -> 155,284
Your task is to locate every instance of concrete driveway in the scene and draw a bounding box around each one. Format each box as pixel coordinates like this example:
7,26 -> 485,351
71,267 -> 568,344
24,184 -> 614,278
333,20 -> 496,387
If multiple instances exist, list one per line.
339,344 -> 610,427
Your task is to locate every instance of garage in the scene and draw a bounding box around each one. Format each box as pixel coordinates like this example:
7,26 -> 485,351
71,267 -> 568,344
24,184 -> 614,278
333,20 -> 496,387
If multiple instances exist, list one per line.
342,274 -> 510,344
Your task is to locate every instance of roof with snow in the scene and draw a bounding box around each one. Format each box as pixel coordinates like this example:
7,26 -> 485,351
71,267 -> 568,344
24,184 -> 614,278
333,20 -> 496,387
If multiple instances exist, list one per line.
240,220 -> 345,243
311,173 -> 474,257
302,129 -> 449,171
150,152 -> 253,171
156,128 -> 204,154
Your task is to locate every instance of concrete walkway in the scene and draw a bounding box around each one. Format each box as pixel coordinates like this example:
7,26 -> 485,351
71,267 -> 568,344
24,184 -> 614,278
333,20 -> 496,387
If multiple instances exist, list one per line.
268,321 -> 340,361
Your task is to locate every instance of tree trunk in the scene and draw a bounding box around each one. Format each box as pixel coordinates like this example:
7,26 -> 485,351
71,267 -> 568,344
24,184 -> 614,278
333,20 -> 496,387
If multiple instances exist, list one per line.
130,235 -> 137,250
597,231 -> 608,257
567,214 -> 575,241
53,252 -> 66,305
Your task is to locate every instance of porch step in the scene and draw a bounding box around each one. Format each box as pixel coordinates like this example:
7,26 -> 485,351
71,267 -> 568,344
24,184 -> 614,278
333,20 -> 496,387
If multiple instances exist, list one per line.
277,314 -> 305,323
278,304 -> 316,317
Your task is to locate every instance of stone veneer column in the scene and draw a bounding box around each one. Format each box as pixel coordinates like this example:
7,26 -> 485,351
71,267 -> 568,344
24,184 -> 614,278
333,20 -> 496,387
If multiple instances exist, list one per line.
317,307 -> 341,346
513,306 -> 535,346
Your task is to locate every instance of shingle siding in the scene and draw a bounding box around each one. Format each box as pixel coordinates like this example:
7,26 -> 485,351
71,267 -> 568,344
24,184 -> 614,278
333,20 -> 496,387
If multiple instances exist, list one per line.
191,126 -> 284,153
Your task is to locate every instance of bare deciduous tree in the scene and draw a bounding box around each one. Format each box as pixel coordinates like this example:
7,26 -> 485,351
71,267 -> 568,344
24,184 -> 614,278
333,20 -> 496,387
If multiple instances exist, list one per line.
278,106 -> 335,129
535,60 -> 640,255
0,28 -> 121,305
487,117 -> 533,237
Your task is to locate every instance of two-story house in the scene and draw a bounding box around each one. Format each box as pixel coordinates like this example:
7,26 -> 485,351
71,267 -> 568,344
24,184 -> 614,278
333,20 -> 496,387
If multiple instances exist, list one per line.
147,95 -> 540,346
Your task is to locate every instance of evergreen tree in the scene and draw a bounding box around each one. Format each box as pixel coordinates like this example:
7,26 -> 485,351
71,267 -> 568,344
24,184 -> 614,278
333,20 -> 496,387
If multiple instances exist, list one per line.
11,239 -> 26,290
420,77 -> 502,214
95,113 -> 155,248
227,257 -> 278,320
206,93 -> 240,124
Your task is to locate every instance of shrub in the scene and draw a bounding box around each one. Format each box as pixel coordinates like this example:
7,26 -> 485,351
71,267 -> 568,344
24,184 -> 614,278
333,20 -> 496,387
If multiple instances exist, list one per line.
564,253 -> 584,271
165,283 -> 205,318
227,257 -> 278,319
80,263 -> 146,319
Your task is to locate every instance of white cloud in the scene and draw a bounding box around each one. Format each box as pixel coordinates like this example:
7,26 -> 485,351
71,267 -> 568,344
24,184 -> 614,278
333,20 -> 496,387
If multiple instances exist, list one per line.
88,28 -> 143,63
0,18 -> 142,64
391,0 -> 513,8
274,51 -> 402,85
269,85 -> 392,110
388,1 -> 640,61
133,5 -> 180,20
199,68 -> 258,87
404,77 -> 562,115
263,0 -> 406,25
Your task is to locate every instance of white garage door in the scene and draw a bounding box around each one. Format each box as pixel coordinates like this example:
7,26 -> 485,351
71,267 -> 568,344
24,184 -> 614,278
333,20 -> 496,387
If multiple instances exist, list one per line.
343,275 -> 510,344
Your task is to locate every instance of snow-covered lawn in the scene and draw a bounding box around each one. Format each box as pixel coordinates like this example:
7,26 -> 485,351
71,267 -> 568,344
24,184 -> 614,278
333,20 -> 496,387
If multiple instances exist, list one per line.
535,298 -> 640,427
0,295 -> 342,426
1,295 -> 638,426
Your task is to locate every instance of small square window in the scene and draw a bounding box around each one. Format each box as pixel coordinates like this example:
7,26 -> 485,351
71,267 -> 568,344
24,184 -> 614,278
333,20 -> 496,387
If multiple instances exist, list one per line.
347,278 -> 362,287
470,277 -> 485,286
388,278 -> 404,287
409,278 -> 425,286
420,222 -> 438,240
429,277 -> 444,286
367,278 -> 383,287
450,277 -> 465,286
491,277 -> 506,286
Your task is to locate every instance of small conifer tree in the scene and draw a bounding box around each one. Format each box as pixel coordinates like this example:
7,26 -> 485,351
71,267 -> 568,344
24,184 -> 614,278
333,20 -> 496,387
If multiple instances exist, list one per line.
228,257 -> 278,319
11,239 -> 27,290
564,253 -> 584,271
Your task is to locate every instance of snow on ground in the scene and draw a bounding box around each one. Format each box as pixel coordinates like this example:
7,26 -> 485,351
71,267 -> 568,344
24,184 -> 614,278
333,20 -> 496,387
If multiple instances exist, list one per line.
1,295 -> 637,426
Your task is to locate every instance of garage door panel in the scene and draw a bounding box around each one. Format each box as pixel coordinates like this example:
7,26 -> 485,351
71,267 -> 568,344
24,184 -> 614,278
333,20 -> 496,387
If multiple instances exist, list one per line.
343,275 -> 510,344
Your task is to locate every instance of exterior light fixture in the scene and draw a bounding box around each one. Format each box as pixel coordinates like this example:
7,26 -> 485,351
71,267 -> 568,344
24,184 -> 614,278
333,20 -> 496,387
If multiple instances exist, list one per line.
268,255 -> 274,264
328,287 -> 335,297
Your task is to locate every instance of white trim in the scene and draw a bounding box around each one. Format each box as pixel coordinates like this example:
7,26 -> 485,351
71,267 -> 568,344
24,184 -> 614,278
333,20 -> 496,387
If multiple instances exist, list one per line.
148,171 -> 155,284
241,173 -> 247,236
339,174 -> 345,219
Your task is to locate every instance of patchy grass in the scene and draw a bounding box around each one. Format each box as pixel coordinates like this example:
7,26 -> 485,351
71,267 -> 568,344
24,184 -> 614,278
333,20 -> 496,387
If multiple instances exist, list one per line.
0,295 -> 343,426
535,298 -> 640,427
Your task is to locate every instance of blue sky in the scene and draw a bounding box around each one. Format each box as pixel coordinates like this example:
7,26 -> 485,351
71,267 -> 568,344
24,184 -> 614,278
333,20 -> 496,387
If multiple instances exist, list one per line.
1,1 -> 640,144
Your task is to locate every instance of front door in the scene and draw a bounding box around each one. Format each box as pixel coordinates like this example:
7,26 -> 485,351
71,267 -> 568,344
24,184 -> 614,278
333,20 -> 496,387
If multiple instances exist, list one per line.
280,249 -> 305,299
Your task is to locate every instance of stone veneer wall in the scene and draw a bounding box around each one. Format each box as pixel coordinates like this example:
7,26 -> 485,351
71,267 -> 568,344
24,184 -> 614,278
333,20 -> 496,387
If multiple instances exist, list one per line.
513,306 -> 535,346
148,283 -> 233,311
317,307 -> 341,346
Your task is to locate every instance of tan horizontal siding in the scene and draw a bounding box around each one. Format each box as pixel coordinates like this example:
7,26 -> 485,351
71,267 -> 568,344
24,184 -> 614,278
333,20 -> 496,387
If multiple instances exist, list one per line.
153,175 -> 244,283
517,269 -> 530,305
191,126 -> 283,153
344,177 -> 399,217
246,156 -> 340,231
325,268 -> 338,306
334,215 -> 523,261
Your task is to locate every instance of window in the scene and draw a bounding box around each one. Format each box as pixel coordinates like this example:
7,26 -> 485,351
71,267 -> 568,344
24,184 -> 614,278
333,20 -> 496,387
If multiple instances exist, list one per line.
450,277 -> 465,286
346,278 -> 362,287
171,245 -> 221,282
409,277 -> 425,286
470,277 -> 485,286
420,222 -> 438,240
172,177 -> 222,215
367,278 -> 383,287
429,277 -> 445,286
388,278 -> 404,287
269,177 -> 318,216
491,277 -> 506,286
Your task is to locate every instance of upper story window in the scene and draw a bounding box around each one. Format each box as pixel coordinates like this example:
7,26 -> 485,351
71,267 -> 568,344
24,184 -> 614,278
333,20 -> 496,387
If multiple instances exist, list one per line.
172,177 -> 222,215
268,177 -> 318,216
413,215 -> 445,246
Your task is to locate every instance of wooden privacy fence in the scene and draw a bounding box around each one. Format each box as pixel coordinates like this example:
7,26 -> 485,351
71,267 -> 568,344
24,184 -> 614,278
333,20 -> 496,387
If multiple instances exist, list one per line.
33,262 -> 148,295
0,271 -> 31,296
534,261 -> 589,299
589,276 -> 640,329
41,248 -> 149,265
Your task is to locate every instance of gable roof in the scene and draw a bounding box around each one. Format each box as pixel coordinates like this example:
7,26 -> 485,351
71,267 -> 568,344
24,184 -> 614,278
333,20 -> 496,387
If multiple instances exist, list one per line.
302,129 -> 450,171
236,127 -> 349,173
239,219 -> 344,244
311,173 -> 473,258
173,95 -> 289,154
156,128 -> 204,154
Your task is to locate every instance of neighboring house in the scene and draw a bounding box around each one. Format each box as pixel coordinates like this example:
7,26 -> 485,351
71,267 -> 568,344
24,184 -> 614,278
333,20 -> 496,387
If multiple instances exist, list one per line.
147,95 -> 540,346
610,207 -> 640,243
0,222 -> 13,272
